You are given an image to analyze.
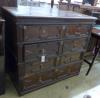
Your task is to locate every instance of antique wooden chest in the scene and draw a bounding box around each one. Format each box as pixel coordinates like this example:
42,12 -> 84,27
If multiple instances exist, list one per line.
0,18 -> 5,95
1,6 -> 97,95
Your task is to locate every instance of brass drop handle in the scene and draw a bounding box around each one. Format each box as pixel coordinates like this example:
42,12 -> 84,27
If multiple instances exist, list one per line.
40,29 -> 48,38
23,26 -> 27,30
39,76 -> 42,82
62,25 -> 66,30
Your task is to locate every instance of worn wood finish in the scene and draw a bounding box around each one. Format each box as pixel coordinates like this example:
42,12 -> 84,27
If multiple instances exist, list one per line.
1,6 -> 97,95
0,19 -> 5,95
0,0 -> 17,7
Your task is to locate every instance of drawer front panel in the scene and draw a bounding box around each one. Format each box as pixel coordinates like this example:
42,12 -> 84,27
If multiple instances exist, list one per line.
63,38 -> 88,53
24,56 -> 56,75
60,52 -> 81,65
24,42 -> 59,62
55,62 -> 81,79
64,25 -> 90,37
22,74 -> 40,89
22,70 -> 55,89
24,60 -> 40,74
40,70 -> 55,83
22,62 -> 81,89
24,26 -> 40,42
24,25 -> 61,42
70,52 -> 81,62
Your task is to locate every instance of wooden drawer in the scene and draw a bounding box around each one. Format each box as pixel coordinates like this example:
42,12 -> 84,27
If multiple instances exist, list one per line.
22,70 -> 54,89
40,70 -> 55,83
24,56 -> 56,75
24,42 -> 59,62
54,62 -> 81,79
63,38 -> 88,53
70,52 -> 81,62
60,52 -> 81,65
64,25 -> 90,37
24,60 -> 40,74
22,73 -> 40,89
23,25 -> 61,42
67,62 -> 81,74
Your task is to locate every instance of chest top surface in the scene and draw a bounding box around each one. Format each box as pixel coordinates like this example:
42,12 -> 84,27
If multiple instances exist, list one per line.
2,5 -> 97,20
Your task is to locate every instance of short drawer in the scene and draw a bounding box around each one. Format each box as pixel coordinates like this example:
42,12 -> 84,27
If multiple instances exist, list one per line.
22,70 -> 55,89
54,61 -> 81,79
24,56 -> 56,75
63,37 -> 88,53
64,24 -> 90,37
60,52 -> 81,65
23,25 -> 61,42
22,73 -> 40,89
24,42 -> 59,62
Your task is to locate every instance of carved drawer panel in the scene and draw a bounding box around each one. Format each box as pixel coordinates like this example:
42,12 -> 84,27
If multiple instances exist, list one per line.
40,25 -> 61,39
40,70 -> 55,83
40,57 -> 56,70
24,60 -> 40,74
22,70 -> 55,89
54,66 -> 69,79
60,52 -> 81,65
54,62 -> 81,79
24,42 -> 59,62
24,56 -> 56,75
63,38 -> 87,53
64,25 -> 90,37
24,25 -> 61,42
22,74 -> 40,89
24,26 -> 40,42
68,63 -> 81,74
60,54 -> 71,64
24,44 -> 39,61
72,38 -> 88,51
70,52 -> 81,62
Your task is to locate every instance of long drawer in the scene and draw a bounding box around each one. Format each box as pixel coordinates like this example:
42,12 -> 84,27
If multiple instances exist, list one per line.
20,61 -> 81,90
17,37 -> 88,63
17,24 -> 90,42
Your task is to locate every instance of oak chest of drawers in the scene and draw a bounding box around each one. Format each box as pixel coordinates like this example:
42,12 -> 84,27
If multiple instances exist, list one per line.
1,6 -> 97,95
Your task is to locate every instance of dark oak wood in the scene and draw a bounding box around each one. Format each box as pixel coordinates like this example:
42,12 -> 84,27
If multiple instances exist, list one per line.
0,18 -> 5,95
0,0 -> 17,7
1,5 -> 97,95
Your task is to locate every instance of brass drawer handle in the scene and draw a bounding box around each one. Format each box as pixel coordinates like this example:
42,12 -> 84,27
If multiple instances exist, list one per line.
43,29 -> 46,33
62,25 -> 66,30
23,26 -> 27,30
